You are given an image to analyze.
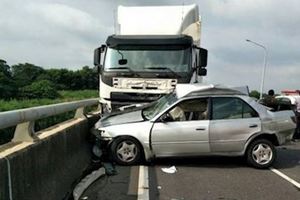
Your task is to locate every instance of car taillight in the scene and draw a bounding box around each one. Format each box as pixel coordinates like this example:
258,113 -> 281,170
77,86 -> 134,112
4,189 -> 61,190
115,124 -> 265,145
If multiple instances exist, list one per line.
291,116 -> 297,123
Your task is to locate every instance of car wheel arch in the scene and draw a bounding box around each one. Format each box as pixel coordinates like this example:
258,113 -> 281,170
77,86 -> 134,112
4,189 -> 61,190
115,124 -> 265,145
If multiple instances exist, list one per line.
244,133 -> 279,154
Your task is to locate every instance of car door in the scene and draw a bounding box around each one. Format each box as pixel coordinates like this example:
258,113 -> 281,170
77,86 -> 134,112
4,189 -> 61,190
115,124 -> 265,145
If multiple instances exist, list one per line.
209,97 -> 261,153
151,98 -> 210,157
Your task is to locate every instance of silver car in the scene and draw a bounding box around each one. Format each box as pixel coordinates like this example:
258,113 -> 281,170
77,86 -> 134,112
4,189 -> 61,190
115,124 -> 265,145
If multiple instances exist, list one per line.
92,84 -> 296,168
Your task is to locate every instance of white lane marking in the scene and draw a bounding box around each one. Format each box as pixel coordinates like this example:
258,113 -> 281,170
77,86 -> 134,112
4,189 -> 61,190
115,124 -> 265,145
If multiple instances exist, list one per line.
270,167 -> 300,189
137,165 -> 149,200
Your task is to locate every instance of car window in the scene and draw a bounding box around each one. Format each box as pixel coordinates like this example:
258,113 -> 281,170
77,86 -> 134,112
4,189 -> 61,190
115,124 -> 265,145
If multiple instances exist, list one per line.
167,98 -> 209,121
276,97 -> 293,111
276,97 -> 291,104
142,93 -> 178,120
212,97 -> 258,120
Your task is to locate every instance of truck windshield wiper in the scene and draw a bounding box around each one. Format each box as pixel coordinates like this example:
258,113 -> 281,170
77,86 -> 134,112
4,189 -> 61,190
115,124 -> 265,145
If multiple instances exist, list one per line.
145,67 -> 181,78
109,67 -> 140,77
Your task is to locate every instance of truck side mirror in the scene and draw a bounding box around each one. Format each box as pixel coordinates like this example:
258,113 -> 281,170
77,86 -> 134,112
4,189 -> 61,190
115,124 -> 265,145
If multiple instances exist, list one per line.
198,48 -> 208,67
94,48 -> 101,66
94,45 -> 106,73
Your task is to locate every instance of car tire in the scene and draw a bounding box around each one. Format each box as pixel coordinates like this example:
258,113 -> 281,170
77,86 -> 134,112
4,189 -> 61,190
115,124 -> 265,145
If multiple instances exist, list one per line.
246,139 -> 276,169
110,137 -> 142,165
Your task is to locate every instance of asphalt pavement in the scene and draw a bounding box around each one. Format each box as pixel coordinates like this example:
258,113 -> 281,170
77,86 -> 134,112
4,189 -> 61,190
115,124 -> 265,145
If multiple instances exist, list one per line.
83,141 -> 300,200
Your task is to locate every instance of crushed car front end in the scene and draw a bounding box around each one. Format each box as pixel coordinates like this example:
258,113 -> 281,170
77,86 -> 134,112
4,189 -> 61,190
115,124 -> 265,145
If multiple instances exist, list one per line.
91,109 -> 155,162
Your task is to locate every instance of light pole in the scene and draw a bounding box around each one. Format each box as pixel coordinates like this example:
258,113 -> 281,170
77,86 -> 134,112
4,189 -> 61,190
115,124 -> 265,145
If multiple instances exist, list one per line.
246,39 -> 268,99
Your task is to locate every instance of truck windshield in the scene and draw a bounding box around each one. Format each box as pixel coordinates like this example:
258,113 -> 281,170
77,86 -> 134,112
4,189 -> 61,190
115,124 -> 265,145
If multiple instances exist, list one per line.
142,93 -> 178,120
104,47 -> 191,73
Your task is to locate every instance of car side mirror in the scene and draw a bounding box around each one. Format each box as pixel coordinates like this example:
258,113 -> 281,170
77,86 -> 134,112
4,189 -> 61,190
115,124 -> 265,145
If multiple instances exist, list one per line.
160,113 -> 173,122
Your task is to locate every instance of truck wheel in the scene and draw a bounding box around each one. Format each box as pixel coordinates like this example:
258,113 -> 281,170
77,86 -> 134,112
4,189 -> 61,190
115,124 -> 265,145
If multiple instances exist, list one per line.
246,139 -> 276,169
110,137 -> 142,165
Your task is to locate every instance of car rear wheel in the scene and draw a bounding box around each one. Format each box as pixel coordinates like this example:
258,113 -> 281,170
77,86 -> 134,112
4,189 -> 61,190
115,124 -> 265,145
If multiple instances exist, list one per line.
246,139 -> 276,169
110,137 -> 142,165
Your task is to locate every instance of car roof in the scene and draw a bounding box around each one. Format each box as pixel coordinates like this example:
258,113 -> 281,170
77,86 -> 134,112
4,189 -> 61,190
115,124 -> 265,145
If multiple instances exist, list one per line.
175,83 -> 246,98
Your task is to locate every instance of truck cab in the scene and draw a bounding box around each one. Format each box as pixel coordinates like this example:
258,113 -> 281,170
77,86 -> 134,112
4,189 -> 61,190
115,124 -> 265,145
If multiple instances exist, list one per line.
94,4 -> 208,111
95,34 -> 207,111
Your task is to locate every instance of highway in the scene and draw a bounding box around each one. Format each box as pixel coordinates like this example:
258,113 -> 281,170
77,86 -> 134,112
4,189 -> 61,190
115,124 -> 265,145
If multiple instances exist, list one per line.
83,141 -> 300,200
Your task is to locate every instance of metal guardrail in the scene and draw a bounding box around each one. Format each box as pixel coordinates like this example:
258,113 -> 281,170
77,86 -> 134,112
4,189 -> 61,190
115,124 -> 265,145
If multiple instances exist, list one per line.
0,98 -> 99,142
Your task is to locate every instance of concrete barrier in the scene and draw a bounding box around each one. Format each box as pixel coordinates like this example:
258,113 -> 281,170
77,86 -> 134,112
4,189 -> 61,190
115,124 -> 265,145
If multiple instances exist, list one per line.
0,115 -> 99,200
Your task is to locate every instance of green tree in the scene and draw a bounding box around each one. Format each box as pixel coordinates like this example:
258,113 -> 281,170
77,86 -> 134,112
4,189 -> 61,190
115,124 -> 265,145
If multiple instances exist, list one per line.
11,63 -> 45,87
0,59 -> 17,99
78,66 -> 98,90
21,80 -> 60,99
42,68 -> 74,90
249,90 -> 260,99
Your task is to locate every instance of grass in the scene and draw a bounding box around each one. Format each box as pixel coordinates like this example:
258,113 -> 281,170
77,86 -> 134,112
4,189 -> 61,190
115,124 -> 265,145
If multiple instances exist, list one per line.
0,90 -> 98,112
58,90 -> 98,100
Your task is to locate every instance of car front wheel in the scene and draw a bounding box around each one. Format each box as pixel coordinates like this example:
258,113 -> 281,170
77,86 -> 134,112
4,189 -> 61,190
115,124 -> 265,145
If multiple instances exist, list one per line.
246,139 -> 276,169
110,137 -> 142,165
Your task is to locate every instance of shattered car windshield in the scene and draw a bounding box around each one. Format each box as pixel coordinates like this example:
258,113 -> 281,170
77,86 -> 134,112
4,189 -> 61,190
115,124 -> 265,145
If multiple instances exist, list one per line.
142,93 -> 178,120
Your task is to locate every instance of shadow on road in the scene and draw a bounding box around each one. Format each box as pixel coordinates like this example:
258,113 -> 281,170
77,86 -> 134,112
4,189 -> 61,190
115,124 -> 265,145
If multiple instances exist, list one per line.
274,145 -> 300,169
149,156 -> 248,169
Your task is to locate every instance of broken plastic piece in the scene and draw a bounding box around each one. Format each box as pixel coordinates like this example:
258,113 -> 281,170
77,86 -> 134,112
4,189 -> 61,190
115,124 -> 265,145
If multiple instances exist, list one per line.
103,162 -> 118,176
92,144 -> 103,158
161,166 -> 177,174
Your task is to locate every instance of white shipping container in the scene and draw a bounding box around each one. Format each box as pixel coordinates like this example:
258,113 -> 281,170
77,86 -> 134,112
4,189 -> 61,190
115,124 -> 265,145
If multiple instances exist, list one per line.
117,4 -> 201,45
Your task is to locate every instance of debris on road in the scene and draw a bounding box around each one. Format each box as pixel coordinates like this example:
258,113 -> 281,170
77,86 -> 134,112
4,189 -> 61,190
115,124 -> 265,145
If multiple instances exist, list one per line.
161,166 -> 177,174
103,162 -> 117,175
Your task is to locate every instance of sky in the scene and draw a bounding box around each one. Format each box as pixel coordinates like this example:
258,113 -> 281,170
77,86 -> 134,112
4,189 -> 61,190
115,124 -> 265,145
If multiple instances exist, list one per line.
0,0 -> 299,92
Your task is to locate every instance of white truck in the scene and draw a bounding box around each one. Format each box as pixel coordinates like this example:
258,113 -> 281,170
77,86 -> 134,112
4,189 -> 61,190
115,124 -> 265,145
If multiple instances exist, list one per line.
94,4 -> 208,112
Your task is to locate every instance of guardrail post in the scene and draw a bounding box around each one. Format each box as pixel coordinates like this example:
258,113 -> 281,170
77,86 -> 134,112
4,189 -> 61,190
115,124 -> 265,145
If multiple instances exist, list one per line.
12,121 -> 37,142
74,107 -> 86,119
97,104 -> 103,114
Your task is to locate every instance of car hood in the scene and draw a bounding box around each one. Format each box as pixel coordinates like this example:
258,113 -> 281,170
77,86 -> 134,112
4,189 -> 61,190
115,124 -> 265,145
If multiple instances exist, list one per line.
95,110 -> 145,128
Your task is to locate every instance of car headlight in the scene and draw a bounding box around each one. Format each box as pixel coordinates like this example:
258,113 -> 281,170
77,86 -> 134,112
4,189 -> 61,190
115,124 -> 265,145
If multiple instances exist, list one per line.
98,129 -> 112,140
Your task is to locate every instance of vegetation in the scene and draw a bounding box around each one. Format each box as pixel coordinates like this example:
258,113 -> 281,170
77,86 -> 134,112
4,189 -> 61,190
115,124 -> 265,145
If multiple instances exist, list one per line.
21,80 -> 60,99
0,90 -> 98,112
0,59 -> 98,100
249,90 -> 260,99
0,59 -> 17,98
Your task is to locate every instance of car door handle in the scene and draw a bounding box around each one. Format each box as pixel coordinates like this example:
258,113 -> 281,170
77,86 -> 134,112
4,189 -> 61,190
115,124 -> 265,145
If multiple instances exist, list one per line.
249,124 -> 258,128
196,128 -> 206,131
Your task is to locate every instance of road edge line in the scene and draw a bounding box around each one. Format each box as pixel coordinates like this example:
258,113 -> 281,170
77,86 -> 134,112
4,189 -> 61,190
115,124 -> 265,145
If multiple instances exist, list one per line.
137,165 -> 149,200
270,167 -> 300,189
